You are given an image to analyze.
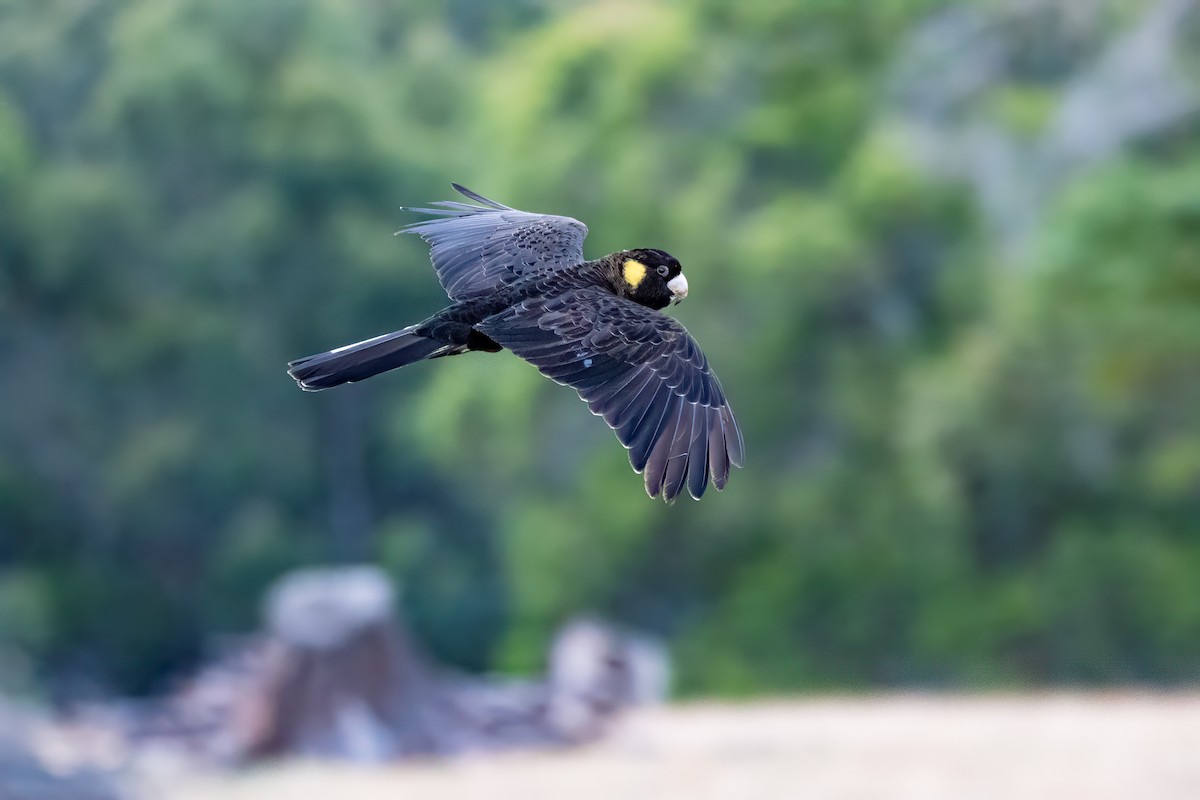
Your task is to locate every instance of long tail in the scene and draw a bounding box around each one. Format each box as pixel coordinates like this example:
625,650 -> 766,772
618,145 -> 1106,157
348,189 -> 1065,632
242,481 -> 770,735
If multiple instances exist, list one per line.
287,326 -> 453,391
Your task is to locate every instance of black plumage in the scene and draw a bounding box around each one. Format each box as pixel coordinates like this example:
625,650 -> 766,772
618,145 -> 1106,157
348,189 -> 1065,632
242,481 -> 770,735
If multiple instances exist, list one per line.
288,184 -> 743,501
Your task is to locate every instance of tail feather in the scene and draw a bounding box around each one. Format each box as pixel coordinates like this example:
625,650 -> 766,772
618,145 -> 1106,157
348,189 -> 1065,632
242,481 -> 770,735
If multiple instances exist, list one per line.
287,327 -> 449,391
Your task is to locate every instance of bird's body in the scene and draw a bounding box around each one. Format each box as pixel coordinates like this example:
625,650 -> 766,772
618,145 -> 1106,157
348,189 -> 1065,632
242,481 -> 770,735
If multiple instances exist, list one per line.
404,259 -> 610,352
288,185 -> 743,501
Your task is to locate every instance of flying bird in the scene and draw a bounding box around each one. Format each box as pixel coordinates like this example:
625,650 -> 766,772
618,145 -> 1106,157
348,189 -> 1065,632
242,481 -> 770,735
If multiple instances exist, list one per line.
288,184 -> 744,501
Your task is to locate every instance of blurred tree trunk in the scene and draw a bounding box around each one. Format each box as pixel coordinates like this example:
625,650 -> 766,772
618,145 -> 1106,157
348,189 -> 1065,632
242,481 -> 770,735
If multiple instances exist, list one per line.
323,390 -> 373,562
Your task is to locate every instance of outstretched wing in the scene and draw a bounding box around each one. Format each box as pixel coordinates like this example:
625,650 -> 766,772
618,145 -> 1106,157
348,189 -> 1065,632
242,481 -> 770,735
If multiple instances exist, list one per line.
399,184 -> 589,301
478,288 -> 744,501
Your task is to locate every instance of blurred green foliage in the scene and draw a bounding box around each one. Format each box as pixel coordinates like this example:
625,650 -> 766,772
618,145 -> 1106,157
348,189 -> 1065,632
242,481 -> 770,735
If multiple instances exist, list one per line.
1,0 -> 1198,696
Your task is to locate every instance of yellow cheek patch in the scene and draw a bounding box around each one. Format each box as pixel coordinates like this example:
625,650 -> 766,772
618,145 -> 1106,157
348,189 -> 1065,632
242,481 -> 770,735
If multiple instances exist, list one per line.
623,259 -> 647,289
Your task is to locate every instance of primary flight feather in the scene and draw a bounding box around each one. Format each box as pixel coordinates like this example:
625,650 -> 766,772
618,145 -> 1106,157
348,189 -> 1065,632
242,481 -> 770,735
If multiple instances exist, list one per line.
287,184 -> 744,501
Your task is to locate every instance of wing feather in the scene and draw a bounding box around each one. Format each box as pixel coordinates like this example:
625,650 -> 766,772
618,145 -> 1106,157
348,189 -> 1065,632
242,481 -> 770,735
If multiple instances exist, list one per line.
400,185 -> 589,301
662,403 -> 696,502
686,403 -> 710,500
644,394 -> 684,496
628,384 -> 674,473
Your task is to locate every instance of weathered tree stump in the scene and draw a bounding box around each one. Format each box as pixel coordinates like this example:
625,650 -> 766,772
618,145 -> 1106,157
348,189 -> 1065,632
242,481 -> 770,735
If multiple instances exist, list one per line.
136,565 -> 669,764
245,566 -> 450,760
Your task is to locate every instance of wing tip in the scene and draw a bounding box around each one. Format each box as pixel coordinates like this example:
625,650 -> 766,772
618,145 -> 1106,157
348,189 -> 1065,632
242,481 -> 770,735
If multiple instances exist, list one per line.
450,182 -> 510,210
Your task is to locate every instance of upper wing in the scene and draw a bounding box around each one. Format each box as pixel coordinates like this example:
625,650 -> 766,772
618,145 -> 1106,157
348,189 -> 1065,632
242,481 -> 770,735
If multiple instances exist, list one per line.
478,288 -> 745,501
399,184 -> 589,302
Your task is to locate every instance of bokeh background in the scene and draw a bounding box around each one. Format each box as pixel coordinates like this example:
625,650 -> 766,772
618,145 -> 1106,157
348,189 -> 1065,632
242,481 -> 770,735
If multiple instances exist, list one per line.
2,0 -> 1199,731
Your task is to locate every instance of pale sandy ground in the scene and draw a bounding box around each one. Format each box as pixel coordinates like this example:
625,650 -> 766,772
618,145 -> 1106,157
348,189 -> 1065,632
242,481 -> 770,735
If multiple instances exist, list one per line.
160,693 -> 1200,800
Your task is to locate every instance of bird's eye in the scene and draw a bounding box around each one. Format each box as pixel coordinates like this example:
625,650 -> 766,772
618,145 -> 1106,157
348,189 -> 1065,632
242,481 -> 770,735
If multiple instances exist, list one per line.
657,265 -> 670,277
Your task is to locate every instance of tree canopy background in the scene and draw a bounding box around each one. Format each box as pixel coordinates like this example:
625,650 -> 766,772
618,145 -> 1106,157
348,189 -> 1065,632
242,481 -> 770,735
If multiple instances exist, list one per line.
1,0 -> 1198,697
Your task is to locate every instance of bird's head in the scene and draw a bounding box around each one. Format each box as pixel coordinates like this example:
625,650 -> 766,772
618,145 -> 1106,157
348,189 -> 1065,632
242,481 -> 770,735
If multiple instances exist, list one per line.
613,248 -> 688,310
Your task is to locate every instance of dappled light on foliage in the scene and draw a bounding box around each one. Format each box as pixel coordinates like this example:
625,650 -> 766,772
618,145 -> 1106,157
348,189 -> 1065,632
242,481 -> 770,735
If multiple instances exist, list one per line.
1,0 -> 1199,700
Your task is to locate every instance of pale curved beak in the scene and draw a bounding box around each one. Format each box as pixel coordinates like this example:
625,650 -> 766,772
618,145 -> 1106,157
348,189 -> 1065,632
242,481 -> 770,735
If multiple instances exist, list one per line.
667,273 -> 689,305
